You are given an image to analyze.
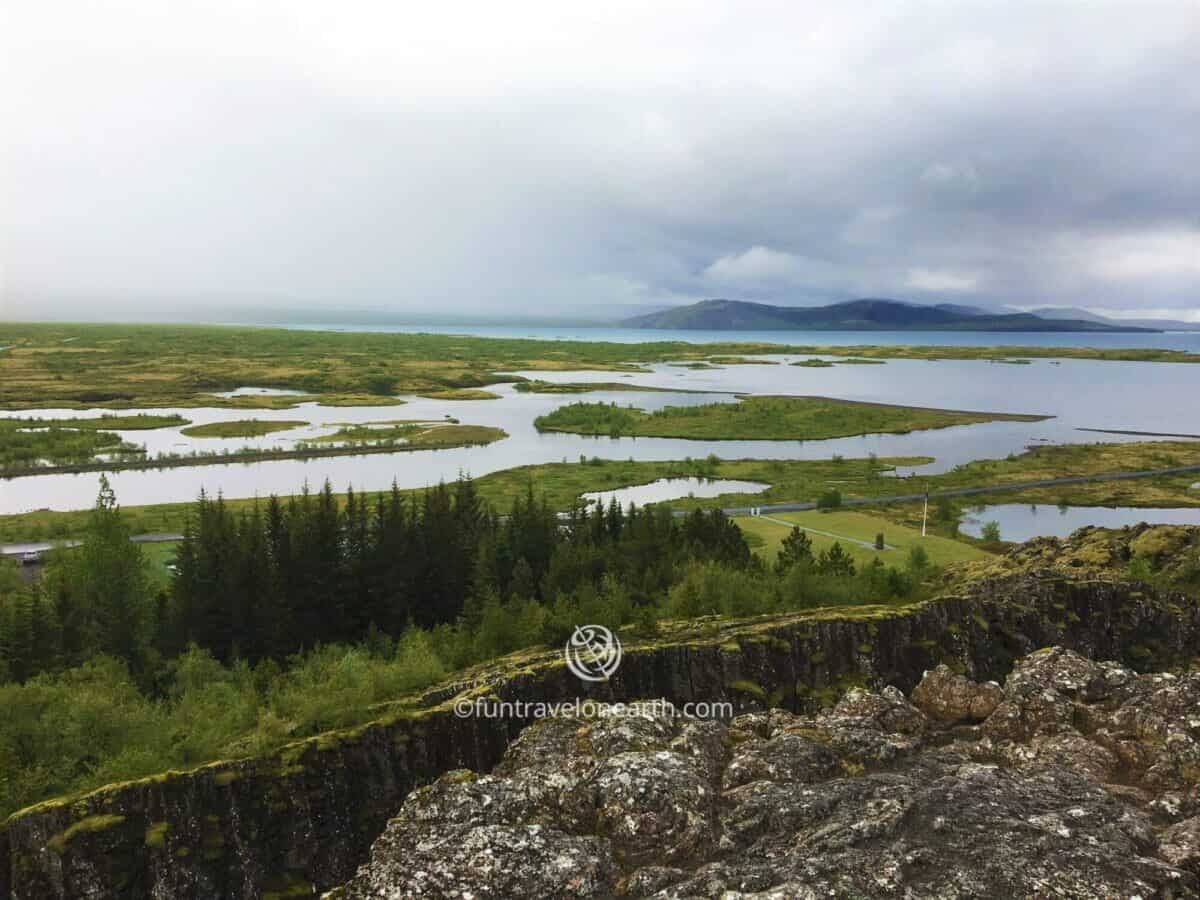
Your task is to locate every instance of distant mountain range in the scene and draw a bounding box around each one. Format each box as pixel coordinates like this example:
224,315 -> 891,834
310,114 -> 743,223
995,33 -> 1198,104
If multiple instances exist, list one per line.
1027,307 -> 1200,332
622,298 -> 1161,332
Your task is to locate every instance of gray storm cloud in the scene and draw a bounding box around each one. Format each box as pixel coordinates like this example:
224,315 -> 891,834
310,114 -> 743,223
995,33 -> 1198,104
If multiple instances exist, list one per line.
2,0 -> 1197,320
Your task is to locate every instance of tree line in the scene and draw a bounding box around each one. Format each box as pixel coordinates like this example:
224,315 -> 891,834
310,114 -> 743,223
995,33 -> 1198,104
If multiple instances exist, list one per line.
0,474 -> 750,682
164,475 -> 750,664
0,473 -> 945,818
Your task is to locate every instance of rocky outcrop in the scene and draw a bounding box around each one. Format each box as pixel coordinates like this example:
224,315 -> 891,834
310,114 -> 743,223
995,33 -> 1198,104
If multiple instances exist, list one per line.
3,558 -> 1200,897
333,647 -> 1200,899
966,522 -> 1200,585
908,663 -> 1003,722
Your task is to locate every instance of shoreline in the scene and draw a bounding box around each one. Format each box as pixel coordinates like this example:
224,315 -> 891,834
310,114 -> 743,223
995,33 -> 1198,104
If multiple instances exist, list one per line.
0,427 -> 507,479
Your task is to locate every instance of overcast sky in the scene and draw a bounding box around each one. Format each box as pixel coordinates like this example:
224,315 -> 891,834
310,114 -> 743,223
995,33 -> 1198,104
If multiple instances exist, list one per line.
3,1 -> 1198,321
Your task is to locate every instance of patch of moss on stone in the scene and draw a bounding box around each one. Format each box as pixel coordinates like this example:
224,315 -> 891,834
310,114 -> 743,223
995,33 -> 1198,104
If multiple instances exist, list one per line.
144,821 -> 168,848
727,679 -> 768,701
1130,526 -> 1193,563
201,814 -> 225,860
262,874 -> 317,899
47,814 -> 126,853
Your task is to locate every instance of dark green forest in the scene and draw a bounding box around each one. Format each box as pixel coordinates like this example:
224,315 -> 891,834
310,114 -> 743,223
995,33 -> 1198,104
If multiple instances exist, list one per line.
0,475 -> 933,819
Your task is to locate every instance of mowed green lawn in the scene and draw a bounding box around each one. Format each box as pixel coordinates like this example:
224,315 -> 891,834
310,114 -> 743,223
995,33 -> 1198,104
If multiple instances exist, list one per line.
736,509 -> 991,569
141,541 -> 179,588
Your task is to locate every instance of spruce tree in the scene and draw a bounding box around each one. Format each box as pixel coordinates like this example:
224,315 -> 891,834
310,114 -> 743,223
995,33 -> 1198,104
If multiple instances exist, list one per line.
775,527 -> 814,574
73,475 -> 151,667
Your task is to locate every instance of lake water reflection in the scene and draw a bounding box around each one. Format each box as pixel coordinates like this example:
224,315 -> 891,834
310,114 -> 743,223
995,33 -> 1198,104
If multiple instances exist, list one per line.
960,504 -> 1200,542
580,477 -> 768,509
2,351 -> 1197,513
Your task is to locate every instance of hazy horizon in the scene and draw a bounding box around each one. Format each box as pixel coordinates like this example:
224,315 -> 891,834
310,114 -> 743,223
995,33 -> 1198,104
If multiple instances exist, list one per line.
4,1 -> 1198,323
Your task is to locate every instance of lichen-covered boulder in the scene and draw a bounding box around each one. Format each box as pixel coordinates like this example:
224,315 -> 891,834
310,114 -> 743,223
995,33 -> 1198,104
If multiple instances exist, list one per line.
723,732 -> 838,790
573,750 -> 718,866
1160,816 -> 1200,874
1004,645 -> 1134,702
330,822 -> 616,899
331,649 -> 1200,898
910,663 -> 1003,723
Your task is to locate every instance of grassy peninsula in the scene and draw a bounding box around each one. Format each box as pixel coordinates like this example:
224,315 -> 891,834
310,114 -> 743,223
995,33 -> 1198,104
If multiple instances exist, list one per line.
534,396 -> 1047,440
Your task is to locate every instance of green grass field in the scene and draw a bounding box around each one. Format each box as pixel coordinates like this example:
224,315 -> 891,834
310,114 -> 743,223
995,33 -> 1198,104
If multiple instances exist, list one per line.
737,509 -> 992,568
141,541 -> 179,588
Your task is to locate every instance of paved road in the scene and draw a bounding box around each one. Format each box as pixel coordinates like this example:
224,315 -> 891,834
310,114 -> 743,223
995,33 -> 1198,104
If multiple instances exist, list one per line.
2,532 -> 182,560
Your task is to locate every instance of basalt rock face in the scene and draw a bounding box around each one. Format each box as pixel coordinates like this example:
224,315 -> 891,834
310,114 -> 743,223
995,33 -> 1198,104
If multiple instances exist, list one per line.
2,561 -> 1199,898
332,648 -> 1200,899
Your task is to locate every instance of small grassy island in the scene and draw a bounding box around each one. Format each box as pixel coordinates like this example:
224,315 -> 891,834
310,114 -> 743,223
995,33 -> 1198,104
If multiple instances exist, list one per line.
416,389 -> 501,400
179,419 -> 308,438
0,414 -> 189,473
534,396 -> 1048,441
514,380 -> 688,394
61,414 -> 190,430
310,421 -> 506,449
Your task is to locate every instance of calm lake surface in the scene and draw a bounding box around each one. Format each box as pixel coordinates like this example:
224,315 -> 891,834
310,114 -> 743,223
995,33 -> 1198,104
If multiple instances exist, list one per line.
581,478 -> 768,509
960,504 -> 1200,542
274,323 -> 1200,353
2,328 -> 1198,514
